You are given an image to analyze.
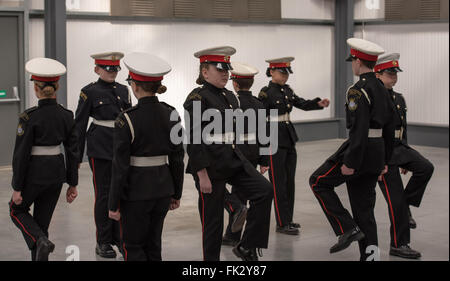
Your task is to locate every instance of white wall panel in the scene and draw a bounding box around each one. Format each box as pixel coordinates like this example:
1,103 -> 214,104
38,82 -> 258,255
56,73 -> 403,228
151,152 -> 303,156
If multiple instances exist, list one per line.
354,0 -> 385,20
25,20 -> 333,122
30,0 -> 110,12
355,23 -> 449,125
281,0 -> 334,20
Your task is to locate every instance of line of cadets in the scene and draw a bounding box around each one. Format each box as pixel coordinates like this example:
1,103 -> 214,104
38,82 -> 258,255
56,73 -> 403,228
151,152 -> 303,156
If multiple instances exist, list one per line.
9,38 -> 433,261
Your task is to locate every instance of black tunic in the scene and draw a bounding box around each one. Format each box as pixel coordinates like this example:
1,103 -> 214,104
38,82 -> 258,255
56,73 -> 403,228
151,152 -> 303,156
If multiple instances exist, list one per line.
108,96 -> 185,211
11,98 -> 79,190
74,78 -> 131,162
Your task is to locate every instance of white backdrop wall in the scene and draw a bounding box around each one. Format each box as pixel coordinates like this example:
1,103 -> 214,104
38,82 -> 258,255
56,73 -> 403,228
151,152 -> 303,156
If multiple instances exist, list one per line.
355,23 -> 449,125
28,19 -> 334,122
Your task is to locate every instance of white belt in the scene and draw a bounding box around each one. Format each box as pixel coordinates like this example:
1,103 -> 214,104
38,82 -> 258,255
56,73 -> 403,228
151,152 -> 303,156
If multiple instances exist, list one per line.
368,129 -> 383,138
130,155 -> 168,167
268,113 -> 290,122
395,129 -> 403,140
93,119 -> 115,128
205,132 -> 235,143
31,145 -> 61,156
238,133 -> 256,142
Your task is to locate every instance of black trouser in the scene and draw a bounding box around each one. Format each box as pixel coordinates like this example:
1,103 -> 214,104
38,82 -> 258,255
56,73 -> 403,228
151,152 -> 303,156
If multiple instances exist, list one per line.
9,183 -> 62,261
309,160 -> 378,260
377,146 -> 434,247
120,197 -> 170,261
89,158 -> 120,246
268,146 -> 297,227
224,188 -> 247,241
378,170 -> 410,248
195,169 -> 273,261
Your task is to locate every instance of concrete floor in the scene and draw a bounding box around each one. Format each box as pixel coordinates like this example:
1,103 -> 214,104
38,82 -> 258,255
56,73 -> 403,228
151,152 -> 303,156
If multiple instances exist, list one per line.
0,139 -> 448,261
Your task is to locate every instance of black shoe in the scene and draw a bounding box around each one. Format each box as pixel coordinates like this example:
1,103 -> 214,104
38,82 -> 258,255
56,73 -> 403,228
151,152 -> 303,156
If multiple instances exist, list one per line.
96,243 -> 117,258
276,225 -> 299,235
330,227 -> 365,254
390,245 -> 421,259
232,242 -> 260,261
289,222 -> 301,229
35,236 -> 55,261
408,208 -> 417,229
231,206 -> 248,233
222,235 -> 240,247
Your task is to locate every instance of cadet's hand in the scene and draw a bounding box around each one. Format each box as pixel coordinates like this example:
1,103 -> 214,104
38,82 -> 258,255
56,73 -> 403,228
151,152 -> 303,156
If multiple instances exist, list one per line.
66,186 -> 78,203
170,198 -> 180,210
12,191 -> 23,205
378,165 -> 388,181
341,164 -> 355,176
318,99 -> 330,108
109,210 -> 121,221
260,166 -> 269,174
197,169 -> 212,194
400,168 -> 408,175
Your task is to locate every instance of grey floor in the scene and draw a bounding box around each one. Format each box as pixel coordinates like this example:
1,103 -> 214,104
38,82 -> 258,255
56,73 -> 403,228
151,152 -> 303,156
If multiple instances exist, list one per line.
0,139 -> 448,261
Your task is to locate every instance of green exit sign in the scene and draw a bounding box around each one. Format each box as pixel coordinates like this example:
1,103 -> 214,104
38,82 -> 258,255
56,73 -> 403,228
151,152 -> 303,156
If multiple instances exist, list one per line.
0,90 -> 6,98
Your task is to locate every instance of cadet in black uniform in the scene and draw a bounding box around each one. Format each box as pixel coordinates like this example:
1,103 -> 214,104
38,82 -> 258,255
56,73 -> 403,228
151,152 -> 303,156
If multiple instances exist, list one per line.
74,52 -> 131,258
309,38 -> 395,260
374,53 -> 433,259
9,58 -> 78,261
184,46 -> 273,261
222,62 -> 270,246
108,52 -> 184,261
258,57 -> 330,235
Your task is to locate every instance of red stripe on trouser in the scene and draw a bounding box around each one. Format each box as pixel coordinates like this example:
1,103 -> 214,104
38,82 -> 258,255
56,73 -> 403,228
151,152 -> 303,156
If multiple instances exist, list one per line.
9,201 -> 37,243
382,175 -> 398,248
227,202 -> 234,213
119,218 -> 128,261
310,163 -> 344,234
200,192 -> 205,261
269,147 -> 283,227
91,158 -> 98,241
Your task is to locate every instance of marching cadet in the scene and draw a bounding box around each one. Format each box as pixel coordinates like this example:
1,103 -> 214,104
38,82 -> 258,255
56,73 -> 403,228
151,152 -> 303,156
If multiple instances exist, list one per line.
108,52 -> 184,261
258,57 -> 330,235
222,62 -> 270,246
74,52 -> 131,258
9,58 -> 79,261
375,53 -> 433,259
309,38 -> 395,260
184,46 -> 273,261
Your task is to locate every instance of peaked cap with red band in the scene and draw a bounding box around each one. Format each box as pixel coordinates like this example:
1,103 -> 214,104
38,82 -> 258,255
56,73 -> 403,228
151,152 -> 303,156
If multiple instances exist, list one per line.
375,53 -> 403,73
346,38 -> 384,62
194,46 -> 236,70
124,52 -> 171,82
230,62 -> 259,79
26,57 -> 66,82
91,52 -> 124,66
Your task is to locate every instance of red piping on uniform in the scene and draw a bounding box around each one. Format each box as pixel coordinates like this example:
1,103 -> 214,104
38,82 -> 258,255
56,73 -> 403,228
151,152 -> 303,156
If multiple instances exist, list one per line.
200,192 -> 205,261
9,201 -> 36,243
91,158 -> 98,242
227,201 -> 234,213
269,146 -> 283,227
119,218 -> 128,261
382,175 -> 398,248
310,163 -> 344,234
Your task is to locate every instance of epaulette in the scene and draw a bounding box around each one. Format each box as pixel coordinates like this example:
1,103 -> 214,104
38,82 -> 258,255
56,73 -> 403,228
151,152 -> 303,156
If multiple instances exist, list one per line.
354,77 -> 367,89
185,87 -> 203,102
123,105 -> 138,114
160,101 -> 175,110
58,104 -> 73,113
81,82 -> 96,92
258,86 -> 269,99
19,106 -> 38,122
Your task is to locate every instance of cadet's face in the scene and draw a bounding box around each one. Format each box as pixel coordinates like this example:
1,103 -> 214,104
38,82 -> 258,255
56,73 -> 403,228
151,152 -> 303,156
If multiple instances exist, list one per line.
270,69 -> 289,85
203,65 -> 229,89
95,66 -> 118,83
378,71 -> 398,89
351,59 -> 360,76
